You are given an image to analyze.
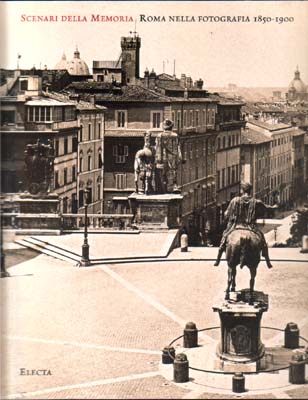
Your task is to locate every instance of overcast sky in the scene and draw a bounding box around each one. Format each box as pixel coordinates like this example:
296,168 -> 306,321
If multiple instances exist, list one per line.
1,1 -> 307,87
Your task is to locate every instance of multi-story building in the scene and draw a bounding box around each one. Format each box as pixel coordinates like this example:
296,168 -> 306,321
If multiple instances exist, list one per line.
241,127 -> 272,203
0,75 -> 79,213
47,91 -> 106,214
246,120 -> 305,207
215,100 -> 245,225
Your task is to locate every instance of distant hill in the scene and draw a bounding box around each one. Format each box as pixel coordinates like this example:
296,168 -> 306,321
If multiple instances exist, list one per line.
207,87 -> 288,102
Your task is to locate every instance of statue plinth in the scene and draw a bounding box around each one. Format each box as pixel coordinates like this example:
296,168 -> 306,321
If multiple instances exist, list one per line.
128,193 -> 183,230
12,193 -> 61,233
213,290 -> 268,372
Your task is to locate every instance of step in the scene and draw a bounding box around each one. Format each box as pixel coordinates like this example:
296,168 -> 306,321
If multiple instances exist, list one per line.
15,238 -> 80,264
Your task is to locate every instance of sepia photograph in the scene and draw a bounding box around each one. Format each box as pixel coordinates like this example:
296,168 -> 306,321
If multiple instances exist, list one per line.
1,0 -> 308,398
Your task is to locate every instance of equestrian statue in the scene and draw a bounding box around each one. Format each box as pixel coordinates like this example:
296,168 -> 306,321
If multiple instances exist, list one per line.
214,182 -> 278,304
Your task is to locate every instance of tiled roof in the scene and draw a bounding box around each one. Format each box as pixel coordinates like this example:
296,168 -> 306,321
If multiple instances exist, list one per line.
241,128 -> 272,145
46,91 -> 106,111
247,120 -> 291,131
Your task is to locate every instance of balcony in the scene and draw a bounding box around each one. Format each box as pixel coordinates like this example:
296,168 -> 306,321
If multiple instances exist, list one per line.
216,120 -> 246,131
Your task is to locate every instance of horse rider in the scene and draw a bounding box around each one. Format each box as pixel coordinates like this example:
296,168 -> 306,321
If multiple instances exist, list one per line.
214,182 -> 277,269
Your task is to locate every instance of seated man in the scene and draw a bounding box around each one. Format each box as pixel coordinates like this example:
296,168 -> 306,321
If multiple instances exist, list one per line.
214,182 -> 277,268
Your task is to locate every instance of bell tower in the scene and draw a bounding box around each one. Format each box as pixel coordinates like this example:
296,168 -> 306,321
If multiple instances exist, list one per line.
121,32 -> 141,85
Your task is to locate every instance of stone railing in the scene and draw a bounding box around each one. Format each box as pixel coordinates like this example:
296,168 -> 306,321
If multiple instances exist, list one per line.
61,213 -> 135,231
1,212 -> 135,231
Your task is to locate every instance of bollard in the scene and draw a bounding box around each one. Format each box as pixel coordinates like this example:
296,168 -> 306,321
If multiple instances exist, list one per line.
162,346 -> 176,364
183,322 -> 198,348
284,322 -> 300,349
301,235 -> 308,253
180,233 -> 188,252
289,354 -> 306,384
173,353 -> 189,383
232,372 -> 245,393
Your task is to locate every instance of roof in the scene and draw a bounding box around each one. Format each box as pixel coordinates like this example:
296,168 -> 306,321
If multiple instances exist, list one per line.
93,60 -> 121,69
46,91 -> 106,111
247,120 -> 291,131
25,98 -> 73,106
241,128 -> 272,145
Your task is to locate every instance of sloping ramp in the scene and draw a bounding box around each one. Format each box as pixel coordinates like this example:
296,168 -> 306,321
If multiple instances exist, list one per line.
15,230 -> 179,264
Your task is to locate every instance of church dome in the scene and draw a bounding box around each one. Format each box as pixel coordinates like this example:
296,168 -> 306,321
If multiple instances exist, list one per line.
54,52 -> 68,70
289,66 -> 307,93
66,47 -> 90,76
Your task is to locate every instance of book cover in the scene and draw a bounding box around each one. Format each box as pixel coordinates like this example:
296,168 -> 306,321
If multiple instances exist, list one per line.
1,1 -> 308,399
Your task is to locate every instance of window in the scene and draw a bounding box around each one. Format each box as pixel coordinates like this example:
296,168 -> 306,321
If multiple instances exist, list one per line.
222,168 -> 225,187
55,171 -> 59,188
88,154 -> 92,171
79,125 -> 83,142
227,167 -> 231,185
222,137 -> 226,148
183,111 -> 187,127
152,111 -> 162,128
98,150 -> 103,168
177,111 -> 181,129
217,137 -> 221,150
63,168 -> 68,185
64,137 -> 68,154
195,110 -> 199,126
113,144 -> 128,164
79,190 -> 84,207
72,137 -> 78,152
116,110 -> 126,128
72,165 -> 76,181
190,111 -> 193,126
98,122 -> 101,139
27,106 -> 52,122
55,140 -> 59,156
1,110 -> 15,124
115,173 -> 126,189
20,79 -> 28,91
88,124 -> 92,141
79,152 -> 83,172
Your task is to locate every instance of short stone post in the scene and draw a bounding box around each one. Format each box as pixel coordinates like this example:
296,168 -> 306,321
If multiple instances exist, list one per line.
162,346 -> 176,364
173,353 -> 189,383
301,235 -> 308,253
183,322 -> 198,348
180,233 -> 188,252
284,322 -> 300,349
232,372 -> 245,393
289,354 -> 306,384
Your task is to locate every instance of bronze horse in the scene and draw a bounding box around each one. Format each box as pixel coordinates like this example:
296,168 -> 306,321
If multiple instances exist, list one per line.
225,228 -> 263,305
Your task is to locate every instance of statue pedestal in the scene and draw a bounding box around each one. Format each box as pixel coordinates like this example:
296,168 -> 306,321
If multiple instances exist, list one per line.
15,194 -> 61,233
128,193 -> 183,230
213,290 -> 268,372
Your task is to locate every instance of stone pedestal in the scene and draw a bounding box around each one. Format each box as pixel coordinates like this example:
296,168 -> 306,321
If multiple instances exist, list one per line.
15,194 -> 61,233
128,193 -> 183,229
213,290 -> 268,372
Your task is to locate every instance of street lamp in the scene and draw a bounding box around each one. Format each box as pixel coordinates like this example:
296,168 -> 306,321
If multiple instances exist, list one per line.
80,187 -> 91,267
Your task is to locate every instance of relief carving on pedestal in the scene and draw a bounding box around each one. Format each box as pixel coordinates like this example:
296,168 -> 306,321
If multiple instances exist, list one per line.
230,325 -> 251,354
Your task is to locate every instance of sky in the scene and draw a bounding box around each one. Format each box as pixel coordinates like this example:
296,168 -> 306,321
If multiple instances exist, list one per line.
1,1 -> 308,87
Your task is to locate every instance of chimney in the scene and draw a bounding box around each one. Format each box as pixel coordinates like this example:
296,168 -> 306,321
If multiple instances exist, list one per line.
186,76 -> 193,88
196,78 -> 203,89
180,74 -> 186,88
144,68 -> 149,88
149,69 -> 156,90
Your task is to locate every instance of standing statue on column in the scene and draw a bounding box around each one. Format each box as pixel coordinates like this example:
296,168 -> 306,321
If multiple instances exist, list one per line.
155,119 -> 182,193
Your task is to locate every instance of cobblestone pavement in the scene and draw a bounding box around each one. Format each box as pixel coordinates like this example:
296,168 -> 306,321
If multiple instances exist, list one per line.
1,249 -> 308,399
